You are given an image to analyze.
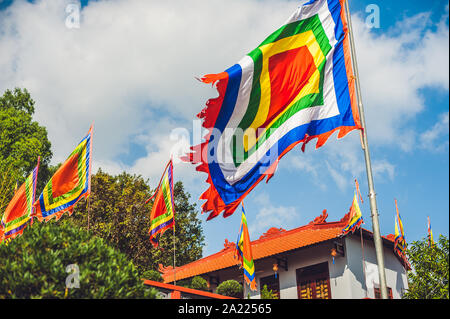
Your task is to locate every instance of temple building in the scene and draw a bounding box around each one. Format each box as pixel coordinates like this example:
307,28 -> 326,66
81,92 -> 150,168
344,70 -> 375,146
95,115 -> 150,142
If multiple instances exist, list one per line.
158,210 -> 410,299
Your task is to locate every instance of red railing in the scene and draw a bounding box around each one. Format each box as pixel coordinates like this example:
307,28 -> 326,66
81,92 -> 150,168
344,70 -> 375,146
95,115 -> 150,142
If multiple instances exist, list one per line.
143,280 -> 236,299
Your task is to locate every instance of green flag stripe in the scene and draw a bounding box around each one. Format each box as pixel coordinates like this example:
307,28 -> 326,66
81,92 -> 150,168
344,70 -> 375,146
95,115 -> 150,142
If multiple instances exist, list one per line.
232,15 -> 331,165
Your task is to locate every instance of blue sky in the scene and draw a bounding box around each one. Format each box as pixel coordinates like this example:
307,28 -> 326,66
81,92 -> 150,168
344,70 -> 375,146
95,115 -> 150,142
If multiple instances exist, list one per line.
0,0 -> 448,259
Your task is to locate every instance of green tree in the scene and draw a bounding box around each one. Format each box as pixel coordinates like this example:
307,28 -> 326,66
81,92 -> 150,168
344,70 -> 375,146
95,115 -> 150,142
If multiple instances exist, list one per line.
0,162 -> 18,213
190,276 -> 209,291
216,280 -> 243,298
142,270 -> 163,282
403,235 -> 449,299
70,169 -> 204,273
0,220 -> 157,298
0,88 -> 52,195
260,284 -> 278,299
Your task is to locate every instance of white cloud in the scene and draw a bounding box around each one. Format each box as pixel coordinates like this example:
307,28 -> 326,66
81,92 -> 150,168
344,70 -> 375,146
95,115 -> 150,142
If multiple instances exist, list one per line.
372,159 -> 395,182
352,10 -> 449,150
419,111 -> 449,152
248,192 -> 300,237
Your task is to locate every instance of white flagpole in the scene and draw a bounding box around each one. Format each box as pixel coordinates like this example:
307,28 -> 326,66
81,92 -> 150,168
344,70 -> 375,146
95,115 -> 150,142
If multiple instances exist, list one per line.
344,0 -> 389,299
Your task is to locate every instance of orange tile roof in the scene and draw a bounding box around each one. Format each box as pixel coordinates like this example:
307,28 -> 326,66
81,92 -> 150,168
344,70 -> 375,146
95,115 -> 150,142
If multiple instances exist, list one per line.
161,210 -> 354,283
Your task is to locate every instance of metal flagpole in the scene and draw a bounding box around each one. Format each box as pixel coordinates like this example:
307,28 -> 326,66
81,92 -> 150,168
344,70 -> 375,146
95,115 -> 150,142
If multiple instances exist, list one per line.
344,0 -> 389,299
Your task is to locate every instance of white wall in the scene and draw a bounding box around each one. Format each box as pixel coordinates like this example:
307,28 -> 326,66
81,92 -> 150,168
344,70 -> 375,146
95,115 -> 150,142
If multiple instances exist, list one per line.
344,234 -> 408,299
246,236 -> 407,299
249,241 -> 350,299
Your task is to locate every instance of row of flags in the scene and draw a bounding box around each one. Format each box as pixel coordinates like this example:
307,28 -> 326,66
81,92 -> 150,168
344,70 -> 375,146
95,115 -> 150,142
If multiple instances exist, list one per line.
0,126 -> 93,244
0,125 -> 179,249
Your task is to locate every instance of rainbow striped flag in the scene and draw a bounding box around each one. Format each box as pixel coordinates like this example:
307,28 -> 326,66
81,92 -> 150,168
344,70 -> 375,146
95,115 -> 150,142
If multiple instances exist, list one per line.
0,158 -> 39,243
394,199 -> 407,257
341,193 -> 363,235
184,0 -> 361,220
234,205 -> 256,291
33,126 -> 93,222
427,216 -> 434,247
148,159 -> 176,248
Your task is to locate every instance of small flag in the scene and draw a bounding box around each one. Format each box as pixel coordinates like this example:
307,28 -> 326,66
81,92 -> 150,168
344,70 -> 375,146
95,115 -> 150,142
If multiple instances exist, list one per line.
427,216 -> 434,247
1,157 -> 40,243
394,199 -> 407,257
33,125 -> 93,222
341,193 -> 364,235
147,159 -> 176,248
234,204 -> 256,291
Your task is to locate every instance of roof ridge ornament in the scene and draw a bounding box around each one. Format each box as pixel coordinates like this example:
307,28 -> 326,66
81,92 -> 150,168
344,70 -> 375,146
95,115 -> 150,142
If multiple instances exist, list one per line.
158,263 -> 173,274
259,227 -> 287,240
309,209 -> 329,225
223,238 -> 235,250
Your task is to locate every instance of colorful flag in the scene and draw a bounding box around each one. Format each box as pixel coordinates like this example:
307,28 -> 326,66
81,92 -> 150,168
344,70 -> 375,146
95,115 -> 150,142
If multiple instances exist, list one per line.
1,158 -> 40,243
184,0 -> 361,220
394,199 -> 407,257
234,205 -> 256,291
33,126 -> 93,222
147,159 -> 176,248
341,193 -> 363,235
427,216 -> 434,247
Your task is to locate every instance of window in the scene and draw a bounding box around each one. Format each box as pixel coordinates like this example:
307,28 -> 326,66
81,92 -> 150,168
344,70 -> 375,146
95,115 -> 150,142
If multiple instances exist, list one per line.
260,274 -> 280,299
374,287 -> 393,299
296,262 -> 331,299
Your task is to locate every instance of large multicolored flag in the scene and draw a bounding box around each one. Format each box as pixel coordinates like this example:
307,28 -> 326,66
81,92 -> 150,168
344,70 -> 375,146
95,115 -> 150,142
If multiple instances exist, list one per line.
33,126 -> 93,222
394,199 -> 407,257
341,193 -> 364,235
234,205 -> 256,291
427,216 -> 434,247
184,0 -> 361,220
147,159 -> 176,248
0,158 -> 40,243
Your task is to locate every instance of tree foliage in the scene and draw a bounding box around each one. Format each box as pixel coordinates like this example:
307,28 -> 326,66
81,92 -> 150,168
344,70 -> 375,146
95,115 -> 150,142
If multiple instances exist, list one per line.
403,235 -> 449,299
70,169 -> 204,274
0,220 -> 157,299
260,284 -> 278,299
0,88 -> 52,196
190,276 -> 209,291
142,270 -> 163,283
0,161 -> 17,213
216,280 -> 243,298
